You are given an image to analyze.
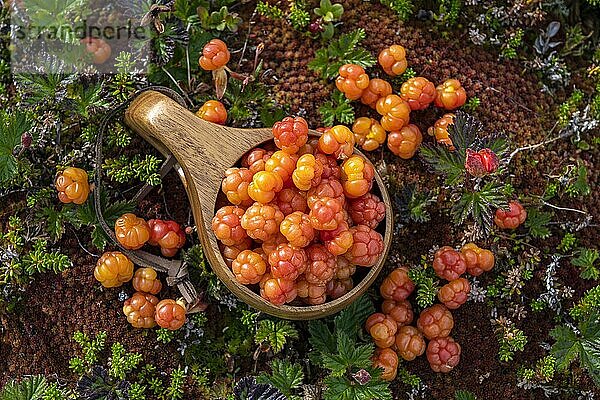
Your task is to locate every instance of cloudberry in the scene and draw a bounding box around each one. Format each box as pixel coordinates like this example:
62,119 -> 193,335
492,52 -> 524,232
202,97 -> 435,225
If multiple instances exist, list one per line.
259,273 -> 297,305
434,79 -> 467,110
438,278 -> 470,309
315,153 -> 341,180
307,179 -> 345,208
345,225 -> 384,267
380,267 -> 415,301
222,167 -> 254,206
269,243 -> 307,281
371,348 -> 399,381
382,299 -> 413,328
296,275 -> 327,305
494,200 -> 527,230
298,137 -> 320,156
265,151 -> 297,183
292,154 -> 323,191
319,220 -> 354,256
241,203 -> 284,242
400,77 -> 436,110
55,167 -> 90,204
334,256 -> 356,279
341,155 -> 374,199
465,148 -> 499,178
212,206 -> 248,246
248,171 -> 283,204
115,213 -> 150,250
395,326 -> 426,361
132,267 -> 162,294
221,238 -> 252,267
352,117 -> 387,151
272,116 -> 309,154
417,304 -> 454,339
348,193 -> 385,229
147,219 -> 186,257
305,244 -> 337,284
94,251 -> 134,288
273,187 -> 308,215
199,38 -> 230,70
433,246 -> 467,281
326,278 -> 353,299
460,243 -> 495,276
309,197 -> 344,231
155,299 -> 187,330
335,64 -> 370,100
123,292 -> 159,329
361,78 -> 393,109
241,148 -> 272,174
387,124 -> 423,159
261,233 -> 287,258
378,45 -> 407,77
318,125 -> 355,159
81,37 -> 111,64
365,313 -> 398,348
376,94 -> 411,132
280,211 -> 314,248
232,249 -> 267,284
427,337 -> 461,373
196,100 -> 227,124
427,113 -> 455,149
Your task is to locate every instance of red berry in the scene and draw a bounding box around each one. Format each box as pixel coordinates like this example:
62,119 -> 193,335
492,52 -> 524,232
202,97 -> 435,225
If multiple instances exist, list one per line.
426,336 -> 461,373
395,326 -> 426,361
378,45 -> 407,77
212,206 -> 248,246
268,243 -> 308,281
360,78 -> 393,109
427,113 -> 455,150
433,246 -> 467,281
438,278 -> 471,309
232,249 -> 268,284
371,348 -> 399,381
307,179 -> 345,209
222,167 -> 254,206
348,193 -> 386,229
365,313 -> 397,348
400,77 -> 436,110
199,38 -> 230,71
326,277 -> 353,299
296,275 -> 327,305
417,304 -> 454,340
242,148 -> 273,174
147,219 -> 186,257
318,125 -> 355,159
387,124 -> 422,159
382,299 -> 413,328
272,116 -> 309,154
341,155 -> 375,199
460,243 -> 495,276
319,220 -> 354,256
379,267 -> 415,301
434,79 -> 467,110
345,225 -> 384,267
309,197 -> 344,231
305,244 -> 337,284
335,64 -> 370,100
494,200 -> 527,230
259,273 -> 297,305
241,202 -> 284,242
273,187 -> 308,216
465,148 -> 499,177
280,211 -> 314,248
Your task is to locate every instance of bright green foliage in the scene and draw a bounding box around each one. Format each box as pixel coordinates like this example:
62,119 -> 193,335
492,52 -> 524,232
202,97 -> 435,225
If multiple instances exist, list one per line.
397,367 -> 421,387
380,0 -> 413,21
156,328 -> 176,344
313,0 -> 344,39
255,319 -> 299,353
407,265 -> 439,309
128,382 -> 147,400
0,110 -> 31,186
437,0 -> 462,26
566,163 -> 591,197
319,90 -> 355,126
20,240 -> 71,275
164,367 -> 186,400
308,296 -> 391,400
454,390 -> 477,400
551,310 -> 600,386
557,232 -> 577,252
257,359 -> 304,399
557,89 -> 584,128
570,285 -> 600,321
451,182 -> 508,238
289,2 -> 310,30
501,28 -> 524,59
110,52 -> 138,101
0,375 -> 47,400
572,248 -> 600,280
69,331 -> 107,374
107,124 -> 133,148
517,355 -> 556,384
102,154 -> 162,186
525,208 -> 553,239
493,318 -> 528,362
109,342 -> 143,380
256,1 -> 284,18
308,29 -> 376,79
197,6 -> 242,32
463,96 -> 481,112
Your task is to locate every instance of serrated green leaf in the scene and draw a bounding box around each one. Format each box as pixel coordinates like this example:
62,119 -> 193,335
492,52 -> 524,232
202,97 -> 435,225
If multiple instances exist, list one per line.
321,333 -> 373,375
551,325 -> 582,371
334,295 -> 374,340
525,208 -> 553,239
0,375 -> 47,400
255,320 -> 299,354
257,359 -> 304,398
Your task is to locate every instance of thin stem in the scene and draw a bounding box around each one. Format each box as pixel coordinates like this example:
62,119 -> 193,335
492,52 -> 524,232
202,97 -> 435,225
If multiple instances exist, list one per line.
161,66 -> 193,106
506,121 -> 562,164
186,22 -> 192,89
540,199 -> 588,215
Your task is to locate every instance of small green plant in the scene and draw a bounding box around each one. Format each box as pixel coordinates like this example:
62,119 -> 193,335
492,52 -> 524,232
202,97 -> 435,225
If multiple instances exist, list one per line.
380,0 -> 413,21
257,359 -> 304,400
407,263 -> 439,309
463,96 -> 481,112
525,208 -> 553,239
572,248 -> 600,280
319,90 -> 355,126
501,28 -> 524,59
454,390 -> 477,400
163,367 -> 186,400
566,163 -> 591,197
197,6 -> 242,32
313,0 -> 344,40
255,319 -> 299,354
570,285 -> 600,321
517,355 -> 556,384
0,110 -> 32,187
69,331 -> 108,374
102,154 -> 162,186
0,375 -> 48,400
389,181 -> 434,223
436,0 -> 462,26
256,1 -> 285,19
156,328 -> 176,344
109,342 -> 143,380
551,310 -> 600,386
308,29 -> 376,79
308,296 -> 392,400
493,317 -> 527,362
557,232 -> 577,252
558,89 -> 585,127
288,1 -> 310,30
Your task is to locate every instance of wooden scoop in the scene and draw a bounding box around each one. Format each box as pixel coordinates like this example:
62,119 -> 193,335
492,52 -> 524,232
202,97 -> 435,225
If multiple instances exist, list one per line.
124,90 -> 393,319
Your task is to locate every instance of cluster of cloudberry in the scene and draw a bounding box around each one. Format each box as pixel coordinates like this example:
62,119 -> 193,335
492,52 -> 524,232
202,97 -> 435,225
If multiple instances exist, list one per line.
333,45 -> 467,158
369,243 -> 495,379
212,116 -> 386,306
94,254 -> 193,330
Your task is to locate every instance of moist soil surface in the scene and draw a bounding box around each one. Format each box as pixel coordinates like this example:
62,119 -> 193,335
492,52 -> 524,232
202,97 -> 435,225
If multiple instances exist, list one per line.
1,1 -> 599,399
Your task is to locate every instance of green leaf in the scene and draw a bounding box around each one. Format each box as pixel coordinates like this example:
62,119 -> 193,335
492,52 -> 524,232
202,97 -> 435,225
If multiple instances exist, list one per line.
257,359 -> 304,398
334,295 -> 375,340
455,390 -> 477,400
308,320 -> 337,363
551,325 -> 583,371
0,375 -> 47,400
323,373 -> 392,400
322,333 -> 374,375
0,111 -> 31,185
319,90 -> 355,126
255,320 -> 299,354
450,182 -> 507,236
572,248 -> 600,280
525,208 -> 553,239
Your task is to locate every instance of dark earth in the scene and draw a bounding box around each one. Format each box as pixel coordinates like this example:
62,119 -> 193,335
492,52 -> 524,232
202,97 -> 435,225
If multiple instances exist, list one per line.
1,0 -> 599,399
